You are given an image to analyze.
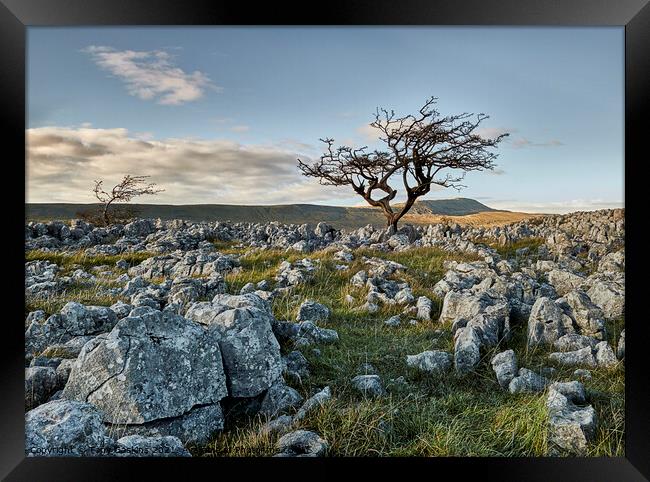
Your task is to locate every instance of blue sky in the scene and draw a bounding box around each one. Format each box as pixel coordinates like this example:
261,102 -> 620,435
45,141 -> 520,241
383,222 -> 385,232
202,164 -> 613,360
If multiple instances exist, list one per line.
26,27 -> 624,212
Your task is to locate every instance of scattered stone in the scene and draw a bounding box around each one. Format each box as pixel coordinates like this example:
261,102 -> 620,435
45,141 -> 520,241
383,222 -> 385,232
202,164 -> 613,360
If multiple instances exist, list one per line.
547,381 -> 597,455
297,299 -> 331,323
294,386 -> 332,421
384,315 -> 401,327
549,347 -> 597,368
416,296 -> 433,321
351,374 -> 385,398
508,368 -> 549,394
406,350 -> 452,374
595,341 -> 618,367
490,350 -> 518,389
275,430 -> 328,457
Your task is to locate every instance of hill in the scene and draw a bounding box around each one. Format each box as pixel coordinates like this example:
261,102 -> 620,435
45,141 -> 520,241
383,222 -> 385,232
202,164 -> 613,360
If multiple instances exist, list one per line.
25,198 -> 534,229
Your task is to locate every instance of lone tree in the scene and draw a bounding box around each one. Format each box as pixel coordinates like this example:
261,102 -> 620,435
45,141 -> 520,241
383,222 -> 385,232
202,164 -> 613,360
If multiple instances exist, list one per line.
298,97 -> 508,232
93,175 -> 164,225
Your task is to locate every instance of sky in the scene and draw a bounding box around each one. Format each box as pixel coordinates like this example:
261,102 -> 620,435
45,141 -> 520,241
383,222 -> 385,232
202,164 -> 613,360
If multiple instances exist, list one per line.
26,27 -> 624,213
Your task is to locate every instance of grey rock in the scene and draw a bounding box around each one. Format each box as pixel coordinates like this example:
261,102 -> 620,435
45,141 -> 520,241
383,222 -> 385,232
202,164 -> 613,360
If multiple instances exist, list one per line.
294,321 -> 339,346
294,386 -> 332,421
282,350 -> 310,383
25,400 -> 116,457
406,350 -> 452,374
63,308 -> 227,424
416,296 -> 433,321
186,294 -> 283,398
587,281 -> 624,320
110,301 -> 133,319
508,368 -> 549,394
297,299 -> 330,323
25,367 -> 60,410
258,379 -> 304,417
351,374 -> 385,397
595,341 -> 618,367
115,435 -> 191,457
260,415 -> 294,435
275,430 -> 328,457
547,381 -> 597,455
563,291 -> 606,340
384,315 -> 401,327
108,403 -> 225,445
573,369 -> 592,380
549,347 -> 597,368
490,349 -> 518,389
527,297 -> 574,347
553,334 -> 598,352
453,326 -> 482,374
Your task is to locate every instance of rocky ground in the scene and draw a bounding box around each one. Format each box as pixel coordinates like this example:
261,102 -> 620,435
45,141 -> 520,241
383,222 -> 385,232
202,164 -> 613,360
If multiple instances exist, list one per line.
24,208 -> 624,457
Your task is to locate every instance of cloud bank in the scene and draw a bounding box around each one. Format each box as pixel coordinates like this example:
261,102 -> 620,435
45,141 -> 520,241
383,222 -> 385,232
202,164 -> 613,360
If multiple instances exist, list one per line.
26,126 -> 352,204
83,46 -> 218,105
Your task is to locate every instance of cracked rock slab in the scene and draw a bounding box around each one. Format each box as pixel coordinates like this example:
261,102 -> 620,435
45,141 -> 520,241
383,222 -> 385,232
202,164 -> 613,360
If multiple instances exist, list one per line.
62,307 -> 227,424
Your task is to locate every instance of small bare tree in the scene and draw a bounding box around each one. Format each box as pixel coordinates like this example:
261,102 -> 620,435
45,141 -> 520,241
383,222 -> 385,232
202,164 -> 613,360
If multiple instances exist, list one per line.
93,175 -> 164,225
298,97 -> 508,232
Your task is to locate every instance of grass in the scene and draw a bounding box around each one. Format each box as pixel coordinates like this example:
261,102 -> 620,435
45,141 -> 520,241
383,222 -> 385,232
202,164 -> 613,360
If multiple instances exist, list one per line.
25,282 -> 127,318
25,249 -> 154,276
25,249 -> 145,316
472,236 -> 546,260
25,242 -> 624,457
194,245 -> 624,457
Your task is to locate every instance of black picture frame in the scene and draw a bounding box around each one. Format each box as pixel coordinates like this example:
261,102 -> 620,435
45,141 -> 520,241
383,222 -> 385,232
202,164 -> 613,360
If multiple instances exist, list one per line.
2,0 -> 648,479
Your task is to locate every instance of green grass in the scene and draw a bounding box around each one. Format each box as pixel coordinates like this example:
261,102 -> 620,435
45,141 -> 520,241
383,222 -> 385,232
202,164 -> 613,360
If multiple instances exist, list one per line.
25,243 -> 624,457
25,249 -> 154,276
25,282 -> 127,318
472,237 -> 546,260
194,246 -> 624,457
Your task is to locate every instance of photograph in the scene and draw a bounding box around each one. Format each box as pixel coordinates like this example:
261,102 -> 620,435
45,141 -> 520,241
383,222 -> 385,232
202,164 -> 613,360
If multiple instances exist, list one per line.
23,25 -> 626,458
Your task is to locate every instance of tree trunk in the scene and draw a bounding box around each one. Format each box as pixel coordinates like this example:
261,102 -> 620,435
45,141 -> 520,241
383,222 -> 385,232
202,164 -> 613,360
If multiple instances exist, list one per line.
102,203 -> 111,226
385,214 -> 399,235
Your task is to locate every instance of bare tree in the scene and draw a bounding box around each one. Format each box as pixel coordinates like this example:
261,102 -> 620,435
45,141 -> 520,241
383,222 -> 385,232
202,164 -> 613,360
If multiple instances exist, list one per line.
93,175 -> 164,225
298,97 -> 508,232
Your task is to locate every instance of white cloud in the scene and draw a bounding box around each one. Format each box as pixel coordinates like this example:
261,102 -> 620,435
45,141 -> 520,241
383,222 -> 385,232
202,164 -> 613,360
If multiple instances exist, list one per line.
475,127 -> 513,140
356,123 -> 381,142
26,126 -> 351,204
83,46 -> 218,105
511,137 -> 564,149
487,198 -> 623,214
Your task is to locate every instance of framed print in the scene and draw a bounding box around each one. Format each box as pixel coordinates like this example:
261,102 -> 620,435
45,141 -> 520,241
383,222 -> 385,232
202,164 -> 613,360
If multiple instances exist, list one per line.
2,0 -> 649,479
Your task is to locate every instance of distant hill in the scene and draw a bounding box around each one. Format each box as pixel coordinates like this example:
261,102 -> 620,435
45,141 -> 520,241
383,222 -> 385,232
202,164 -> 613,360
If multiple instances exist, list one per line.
25,198 -> 527,230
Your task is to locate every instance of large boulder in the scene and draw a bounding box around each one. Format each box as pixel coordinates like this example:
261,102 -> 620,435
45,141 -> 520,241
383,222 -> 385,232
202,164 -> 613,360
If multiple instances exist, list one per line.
63,307 -> 227,424
109,403 -> 225,445
185,293 -> 283,398
25,400 -> 116,457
